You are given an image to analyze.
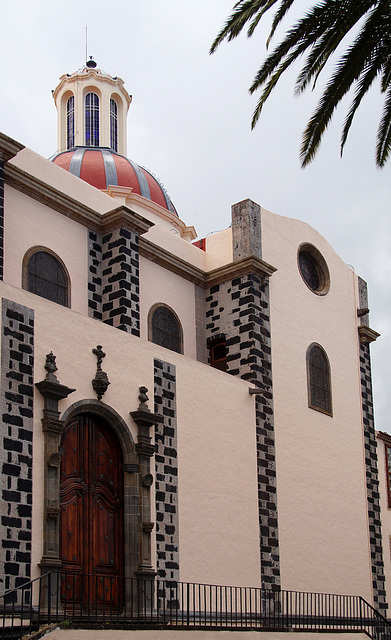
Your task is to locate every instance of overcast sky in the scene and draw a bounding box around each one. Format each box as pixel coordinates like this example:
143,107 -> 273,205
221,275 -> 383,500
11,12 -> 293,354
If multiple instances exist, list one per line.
1,0 -> 390,430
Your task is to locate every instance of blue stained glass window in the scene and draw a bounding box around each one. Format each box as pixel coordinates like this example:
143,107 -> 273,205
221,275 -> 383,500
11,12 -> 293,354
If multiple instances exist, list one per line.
67,96 -> 74,149
85,92 -> 99,146
110,99 -> 118,152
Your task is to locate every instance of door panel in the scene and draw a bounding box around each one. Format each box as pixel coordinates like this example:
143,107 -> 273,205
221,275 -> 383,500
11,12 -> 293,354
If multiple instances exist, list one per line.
60,415 -> 124,610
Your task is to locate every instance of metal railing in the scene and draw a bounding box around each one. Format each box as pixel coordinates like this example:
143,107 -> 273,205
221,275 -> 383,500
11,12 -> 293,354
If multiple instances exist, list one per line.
1,572 -> 391,639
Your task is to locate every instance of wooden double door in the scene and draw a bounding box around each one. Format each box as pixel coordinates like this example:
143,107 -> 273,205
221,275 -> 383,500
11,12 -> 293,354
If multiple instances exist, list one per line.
60,414 -> 124,610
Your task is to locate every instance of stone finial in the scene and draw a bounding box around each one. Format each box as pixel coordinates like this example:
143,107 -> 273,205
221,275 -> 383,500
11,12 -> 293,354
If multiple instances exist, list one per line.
138,386 -> 151,413
92,345 -> 110,400
44,352 -> 58,382
92,345 -> 106,370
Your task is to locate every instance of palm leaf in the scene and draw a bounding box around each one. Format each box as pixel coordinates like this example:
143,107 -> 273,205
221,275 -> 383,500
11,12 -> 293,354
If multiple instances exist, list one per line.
212,0 -> 391,166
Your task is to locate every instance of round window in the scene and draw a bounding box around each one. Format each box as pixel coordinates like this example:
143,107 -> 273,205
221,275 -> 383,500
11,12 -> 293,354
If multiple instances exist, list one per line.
298,244 -> 330,295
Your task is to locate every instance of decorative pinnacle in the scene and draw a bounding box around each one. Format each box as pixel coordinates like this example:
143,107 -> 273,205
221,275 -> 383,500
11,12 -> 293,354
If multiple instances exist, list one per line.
44,352 -> 58,382
138,386 -> 151,413
92,345 -> 106,370
92,345 -> 110,401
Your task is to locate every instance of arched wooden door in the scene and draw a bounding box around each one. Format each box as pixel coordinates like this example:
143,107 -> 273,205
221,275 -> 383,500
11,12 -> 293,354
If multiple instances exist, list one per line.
60,414 -> 124,610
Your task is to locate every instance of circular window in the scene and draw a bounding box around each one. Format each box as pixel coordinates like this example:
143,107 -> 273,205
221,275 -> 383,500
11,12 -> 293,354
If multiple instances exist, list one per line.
298,244 -> 330,295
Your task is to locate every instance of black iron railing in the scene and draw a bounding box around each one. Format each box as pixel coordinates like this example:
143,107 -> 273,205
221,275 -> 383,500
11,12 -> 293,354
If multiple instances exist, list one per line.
1,572 -> 391,640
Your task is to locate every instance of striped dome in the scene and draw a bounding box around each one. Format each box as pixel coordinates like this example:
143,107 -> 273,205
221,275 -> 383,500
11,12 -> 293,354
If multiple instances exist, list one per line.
51,147 -> 177,215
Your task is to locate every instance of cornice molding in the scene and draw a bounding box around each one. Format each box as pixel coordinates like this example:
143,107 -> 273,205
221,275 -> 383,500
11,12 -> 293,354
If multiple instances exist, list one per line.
106,186 -> 197,241
376,431 -> 391,446
5,163 -> 152,235
5,162 -> 103,227
206,255 -> 277,288
5,160 -> 277,288
140,237 -> 277,288
358,325 -> 380,344
53,70 -> 131,107
0,133 -> 24,162
100,207 -> 153,235
140,237 -> 206,285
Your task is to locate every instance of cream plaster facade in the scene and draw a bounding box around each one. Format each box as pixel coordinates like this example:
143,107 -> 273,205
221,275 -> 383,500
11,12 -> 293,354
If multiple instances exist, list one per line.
0,59 -> 388,623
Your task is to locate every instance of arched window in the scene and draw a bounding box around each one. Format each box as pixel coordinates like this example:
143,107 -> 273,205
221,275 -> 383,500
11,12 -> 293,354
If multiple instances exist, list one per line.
307,343 -> 332,415
66,96 -> 74,149
85,92 -> 99,147
24,249 -> 70,307
149,305 -> 182,354
110,98 -> 118,152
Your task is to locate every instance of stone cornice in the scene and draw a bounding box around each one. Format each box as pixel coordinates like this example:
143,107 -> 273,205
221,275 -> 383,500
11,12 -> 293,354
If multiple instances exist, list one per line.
206,255 -> 277,288
6,158 -> 277,287
0,133 -> 24,162
376,430 -> 391,446
140,237 -> 277,288
358,325 -> 380,344
5,163 -> 153,235
5,162 -> 105,227
106,186 -> 197,241
100,207 -> 153,235
139,237 -> 206,284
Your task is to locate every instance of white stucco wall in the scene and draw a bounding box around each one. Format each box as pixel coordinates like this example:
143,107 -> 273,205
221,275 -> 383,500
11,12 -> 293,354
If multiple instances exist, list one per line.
261,208 -> 372,601
10,148 -> 118,215
4,185 -> 89,316
376,436 -> 391,603
0,281 -> 261,589
139,256 -> 198,359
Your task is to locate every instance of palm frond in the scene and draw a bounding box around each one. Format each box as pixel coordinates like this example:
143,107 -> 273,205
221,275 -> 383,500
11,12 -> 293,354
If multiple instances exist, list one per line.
266,0 -> 295,44
210,0 -> 274,53
248,0 -> 282,37
212,0 -> 391,166
376,85 -> 391,166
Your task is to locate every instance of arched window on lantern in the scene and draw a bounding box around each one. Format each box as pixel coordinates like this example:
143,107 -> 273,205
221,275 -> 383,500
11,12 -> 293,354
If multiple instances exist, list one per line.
110,98 -> 118,152
149,305 -> 183,354
307,343 -> 332,416
66,95 -> 75,149
85,92 -> 100,147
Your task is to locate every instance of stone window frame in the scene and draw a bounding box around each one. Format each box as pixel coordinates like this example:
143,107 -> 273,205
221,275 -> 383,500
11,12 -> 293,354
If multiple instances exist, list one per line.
306,342 -> 333,416
22,245 -> 71,308
207,334 -> 227,372
298,243 -> 330,296
148,303 -> 183,354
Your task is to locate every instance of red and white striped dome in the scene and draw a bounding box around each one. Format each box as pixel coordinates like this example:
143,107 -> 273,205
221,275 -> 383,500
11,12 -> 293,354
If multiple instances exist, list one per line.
51,147 -> 177,215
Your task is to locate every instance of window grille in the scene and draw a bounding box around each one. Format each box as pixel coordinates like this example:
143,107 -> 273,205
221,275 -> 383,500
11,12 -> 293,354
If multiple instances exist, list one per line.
27,251 -> 69,307
151,306 -> 182,354
85,92 -> 99,146
110,99 -> 118,152
299,251 -> 319,291
307,343 -> 332,415
67,96 -> 74,149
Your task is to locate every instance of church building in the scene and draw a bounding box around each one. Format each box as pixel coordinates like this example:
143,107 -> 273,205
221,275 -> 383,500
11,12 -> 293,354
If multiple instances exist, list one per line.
0,59 -> 389,615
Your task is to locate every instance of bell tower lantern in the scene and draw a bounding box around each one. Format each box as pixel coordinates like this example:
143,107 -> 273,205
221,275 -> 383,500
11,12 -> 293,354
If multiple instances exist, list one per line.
52,57 -> 132,156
